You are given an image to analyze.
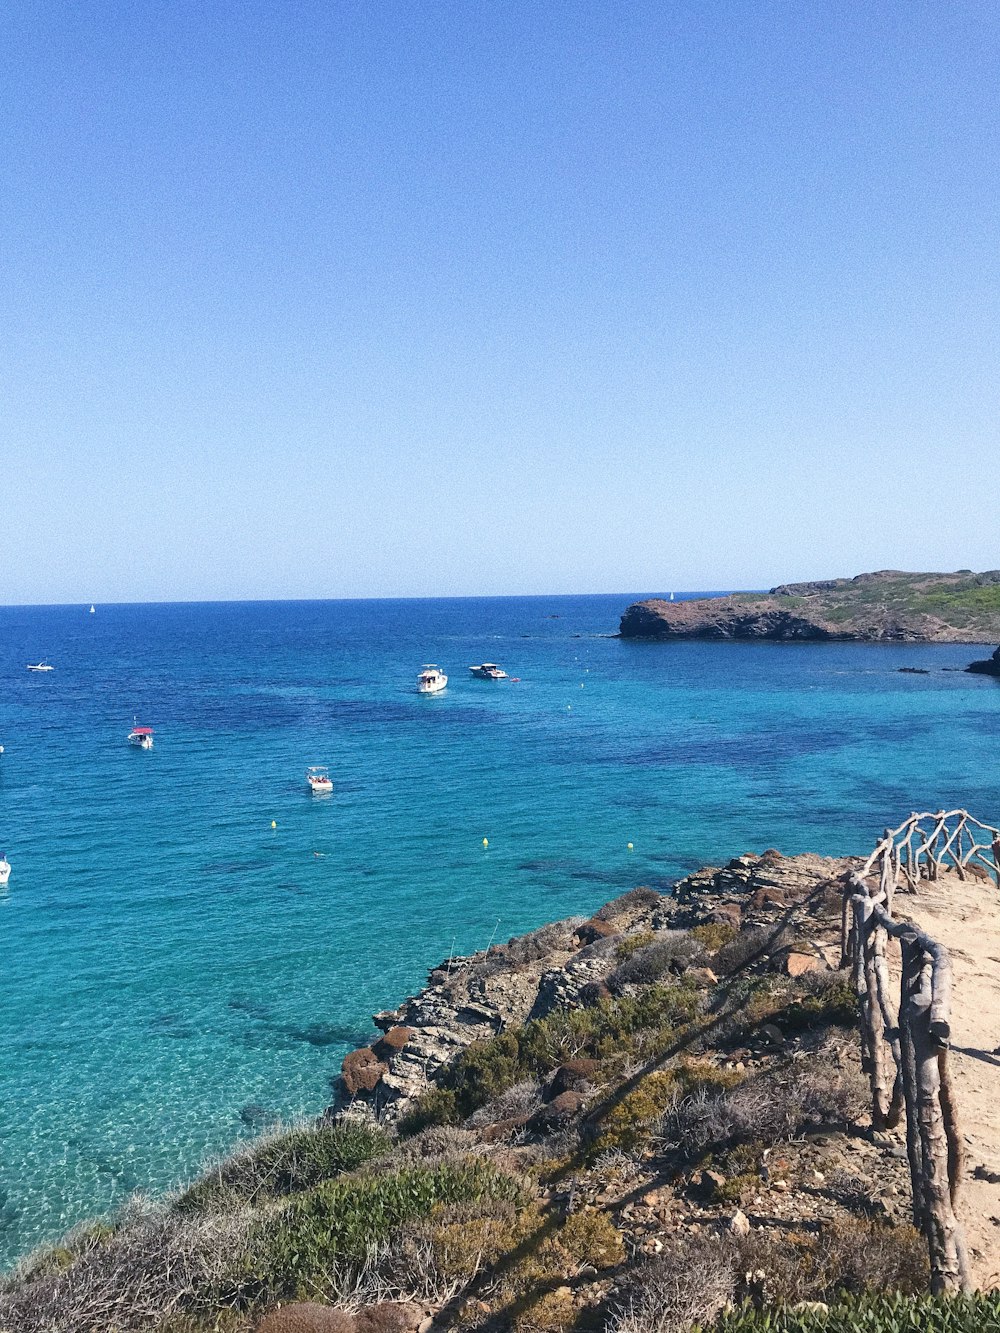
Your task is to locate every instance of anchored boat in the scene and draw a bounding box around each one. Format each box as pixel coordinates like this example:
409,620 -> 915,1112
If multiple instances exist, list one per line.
306,766 -> 333,794
416,665 -> 448,694
0,855 -> 10,886
470,663 -> 508,680
128,724 -> 154,750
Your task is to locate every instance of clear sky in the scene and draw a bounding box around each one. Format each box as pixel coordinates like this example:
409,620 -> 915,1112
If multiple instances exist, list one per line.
1,0 -> 997,603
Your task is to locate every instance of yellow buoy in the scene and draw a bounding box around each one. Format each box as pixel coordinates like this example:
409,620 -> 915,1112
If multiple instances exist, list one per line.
627,842 -> 634,851
482,837 -> 489,848
271,820 -> 277,830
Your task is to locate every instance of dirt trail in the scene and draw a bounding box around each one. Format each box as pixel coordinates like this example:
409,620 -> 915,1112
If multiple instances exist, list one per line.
897,869 -> 1000,1289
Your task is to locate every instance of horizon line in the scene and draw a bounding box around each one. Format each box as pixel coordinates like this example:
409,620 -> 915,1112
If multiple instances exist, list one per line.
0,589 -> 752,611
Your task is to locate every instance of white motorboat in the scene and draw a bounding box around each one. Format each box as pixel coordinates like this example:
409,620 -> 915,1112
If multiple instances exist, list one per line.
27,662 -> 54,672
0,856 -> 10,886
416,665 -> 447,694
306,765 -> 333,794
128,724 -> 154,750
470,663 -> 508,680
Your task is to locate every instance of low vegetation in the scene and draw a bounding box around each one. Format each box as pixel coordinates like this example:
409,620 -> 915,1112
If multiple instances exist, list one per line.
710,1290 -> 1000,1332
1,854 -> 968,1333
400,981 -> 701,1132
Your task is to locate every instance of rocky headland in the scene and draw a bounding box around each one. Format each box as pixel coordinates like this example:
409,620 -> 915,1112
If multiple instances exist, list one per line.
966,645 -> 1000,677
9,845 -> 1000,1332
619,570 -> 1000,643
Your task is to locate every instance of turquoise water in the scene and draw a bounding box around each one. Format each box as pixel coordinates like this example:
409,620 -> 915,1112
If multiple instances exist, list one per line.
0,594 -> 998,1267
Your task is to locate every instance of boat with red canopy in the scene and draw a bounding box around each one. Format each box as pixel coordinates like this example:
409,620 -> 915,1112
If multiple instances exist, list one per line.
128,724 -> 154,750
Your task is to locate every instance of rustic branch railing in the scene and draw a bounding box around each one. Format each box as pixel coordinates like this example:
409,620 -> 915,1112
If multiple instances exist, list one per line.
841,809 -> 1000,1295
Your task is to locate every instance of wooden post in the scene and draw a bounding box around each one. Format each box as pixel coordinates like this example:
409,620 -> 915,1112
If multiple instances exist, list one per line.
898,935 -> 926,1230
902,938 -> 970,1293
861,903 -> 893,1128
871,922 -> 905,1128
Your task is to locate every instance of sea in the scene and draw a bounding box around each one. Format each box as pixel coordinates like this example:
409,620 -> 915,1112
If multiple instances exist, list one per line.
1,593 -> 998,1269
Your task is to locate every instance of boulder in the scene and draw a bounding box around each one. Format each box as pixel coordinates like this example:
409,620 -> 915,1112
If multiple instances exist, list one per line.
711,902 -> 742,928
340,1047 -> 388,1097
967,645 -> 1000,677
785,951 -> 822,978
748,887 -> 786,911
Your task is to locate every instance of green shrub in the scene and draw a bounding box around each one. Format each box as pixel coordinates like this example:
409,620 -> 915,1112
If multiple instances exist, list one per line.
398,1088 -> 460,1135
615,931 -> 657,961
595,1061 -> 744,1152
557,1209 -> 625,1268
173,1120 -> 390,1212
401,982 -> 701,1131
691,922 -> 739,954
227,1160 -> 527,1303
779,978 -> 859,1032
708,1289 -> 1000,1332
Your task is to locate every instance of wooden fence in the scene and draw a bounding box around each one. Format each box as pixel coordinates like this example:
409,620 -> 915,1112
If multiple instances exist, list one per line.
841,810 -> 1000,1294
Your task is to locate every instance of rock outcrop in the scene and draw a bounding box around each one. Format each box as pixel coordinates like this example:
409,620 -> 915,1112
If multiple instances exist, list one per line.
327,853 -> 851,1124
619,569 -> 1000,643
967,645 -> 1000,677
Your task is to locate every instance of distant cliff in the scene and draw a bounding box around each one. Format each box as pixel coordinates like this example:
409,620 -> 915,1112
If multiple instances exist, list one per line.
620,570 -> 1000,643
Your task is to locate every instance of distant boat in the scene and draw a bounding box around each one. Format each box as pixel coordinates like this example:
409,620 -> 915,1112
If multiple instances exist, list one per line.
416,665 -> 447,694
470,663 -> 508,680
26,662 -> 54,672
669,592 -> 675,601
0,855 -> 10,886
128,724 -> 154,750
90,605 -> 96,614
306,765 -> 333,794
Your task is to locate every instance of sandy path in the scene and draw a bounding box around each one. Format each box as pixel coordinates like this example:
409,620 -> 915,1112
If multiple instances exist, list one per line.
896,870 -> 1000,1289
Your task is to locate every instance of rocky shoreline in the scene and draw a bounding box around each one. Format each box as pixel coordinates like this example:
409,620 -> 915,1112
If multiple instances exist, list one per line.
8,843 -> 995,1333
619,570 -> 1000,643
326,851 -> 850,1126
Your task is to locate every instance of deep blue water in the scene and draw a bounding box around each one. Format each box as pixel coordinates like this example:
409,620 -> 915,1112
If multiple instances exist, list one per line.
0,594 -> 998,1267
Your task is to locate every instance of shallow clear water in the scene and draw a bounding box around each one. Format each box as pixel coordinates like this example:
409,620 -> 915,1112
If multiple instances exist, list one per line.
0,595 -> 997,1267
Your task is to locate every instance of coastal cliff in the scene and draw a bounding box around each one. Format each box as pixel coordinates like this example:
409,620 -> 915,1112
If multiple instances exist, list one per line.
619,570 -> 1000,643
14,846 -> 1000,1331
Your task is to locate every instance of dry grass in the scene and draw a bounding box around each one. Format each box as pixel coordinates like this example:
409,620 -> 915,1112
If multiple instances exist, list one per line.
609,1238 -> 736,1333
609,933 -> 705,988
657,1059 -> 868,1154
0,1205 -> 255,1333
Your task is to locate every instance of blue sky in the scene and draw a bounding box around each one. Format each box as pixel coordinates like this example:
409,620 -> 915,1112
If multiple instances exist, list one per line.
1,1 -> 998,602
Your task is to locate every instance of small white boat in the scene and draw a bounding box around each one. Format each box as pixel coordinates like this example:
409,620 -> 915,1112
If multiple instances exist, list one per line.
470,663 -> 508,680
306,765 -> 333,794
90,605 -> 96,614
416,665 -> 447,694
128,724 -> 154,750
0,856 -> 10,886
27,662 -> 54,672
